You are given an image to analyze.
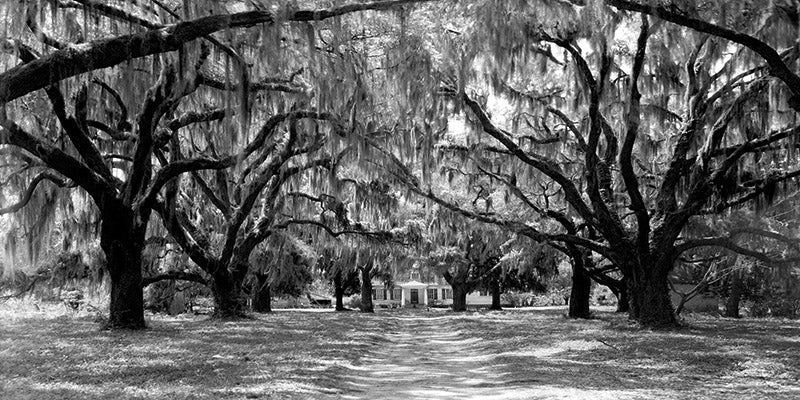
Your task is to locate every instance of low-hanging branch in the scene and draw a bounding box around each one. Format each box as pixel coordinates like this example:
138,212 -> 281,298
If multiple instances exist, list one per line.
675,236 -> 800,267
704,168 -> 800,213
141,271 -> 208,287
368,142 -> 613,258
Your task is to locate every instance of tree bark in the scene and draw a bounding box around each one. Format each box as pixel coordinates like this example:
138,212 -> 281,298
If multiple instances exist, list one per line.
252,273 -> 272,313
568,253 -> 592,319
333,270 -> 346,311
628,261 -> 676,327
105,244 -> 146,329
211,262 -> 248,318
569,264 -> 592,319
360,266 -> 374,313
451,282 -> 469,312
489,271 -> 502,310
100,207 -> 146,330
724,269 -> 743,318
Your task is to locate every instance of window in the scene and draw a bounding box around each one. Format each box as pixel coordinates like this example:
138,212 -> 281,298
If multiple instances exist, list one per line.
479,290 -> 489,296
410,271 -> 420,281
393,288 -> 402,300
381,289 -> 388,300
371,289 -> 377,300
427,288 -> 438,301
441,288 -> 451,300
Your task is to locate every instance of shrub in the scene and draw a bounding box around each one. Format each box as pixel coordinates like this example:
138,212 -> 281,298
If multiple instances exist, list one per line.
750,297 -> 800,319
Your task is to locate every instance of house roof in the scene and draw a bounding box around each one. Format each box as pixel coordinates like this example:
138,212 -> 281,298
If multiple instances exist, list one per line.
399,280 -> 429,288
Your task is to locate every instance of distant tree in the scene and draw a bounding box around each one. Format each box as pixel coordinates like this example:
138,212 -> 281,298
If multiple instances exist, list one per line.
249,233 -> 315,313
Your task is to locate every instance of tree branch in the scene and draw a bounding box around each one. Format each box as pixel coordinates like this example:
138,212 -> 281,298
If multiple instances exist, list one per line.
141,271 -> 208,287
0,172 -> 74,215
606,0 -> 800,110
620,15 -> 650,253
0,0 -> 437,103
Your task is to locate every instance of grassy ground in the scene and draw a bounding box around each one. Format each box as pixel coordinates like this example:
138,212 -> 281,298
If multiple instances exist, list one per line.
1,303 -> 798,399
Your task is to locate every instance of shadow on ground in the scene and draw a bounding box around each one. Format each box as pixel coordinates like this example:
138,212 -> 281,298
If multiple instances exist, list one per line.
1,307 -> 798,399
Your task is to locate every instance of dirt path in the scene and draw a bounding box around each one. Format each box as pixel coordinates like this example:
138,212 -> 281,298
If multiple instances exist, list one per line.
340,313 -> 534,399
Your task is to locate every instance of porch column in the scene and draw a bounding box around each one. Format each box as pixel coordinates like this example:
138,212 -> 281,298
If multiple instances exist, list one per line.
423,286 -> 428,306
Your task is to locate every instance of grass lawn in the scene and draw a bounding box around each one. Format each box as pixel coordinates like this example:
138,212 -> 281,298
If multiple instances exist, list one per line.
1,305 -> 799,399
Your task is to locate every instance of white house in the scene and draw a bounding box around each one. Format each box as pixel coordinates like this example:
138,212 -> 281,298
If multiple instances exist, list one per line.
371,269 -> 494,308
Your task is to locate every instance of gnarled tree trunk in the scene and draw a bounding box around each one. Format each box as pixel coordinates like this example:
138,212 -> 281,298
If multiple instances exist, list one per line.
628,259 -> 675,327
212,262 -> 249,318
451,282 -> 469,312
252,273 -> 272,313
100,207 -> 146,330
360,266 -> 374,313
105,243 -> 146,329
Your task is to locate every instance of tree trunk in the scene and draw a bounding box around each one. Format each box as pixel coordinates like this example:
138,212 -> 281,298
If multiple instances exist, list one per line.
451,282 -> 469,312
615,278 -> 630,313
489,272 -> 502,310
724,269 -> 743,318
628,262 -> 676,327
333,270 -> 346,311
252,273 -> 272,313
569,269 -> 592,318
212,263 -> 248,318
360,267 -> 374,313
568,256 -> 592,319
106,246 -> 146,329
100,208 -> 146,330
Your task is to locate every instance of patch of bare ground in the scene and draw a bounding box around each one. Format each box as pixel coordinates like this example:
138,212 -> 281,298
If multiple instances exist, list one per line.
1,306 -> 798,399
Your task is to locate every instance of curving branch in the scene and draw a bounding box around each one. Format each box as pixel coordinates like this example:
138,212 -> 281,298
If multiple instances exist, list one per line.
152,200 -> 216,272
0,172 -> 74,215
460,92 -> 596,227
190,172 -> 232,218
606,0 -> 800,110
166,109 -> 228,132
620,15 -> 650,253
547,38 -> 625,243
705,168 -> 800,213
675,236 -> 800,267
369,141 -> 613,258
139,156 -> 236,211
42,82 -> 114,183
141,271 -> 208,287
0,118 -> 111,200
91,78 -> 131,132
